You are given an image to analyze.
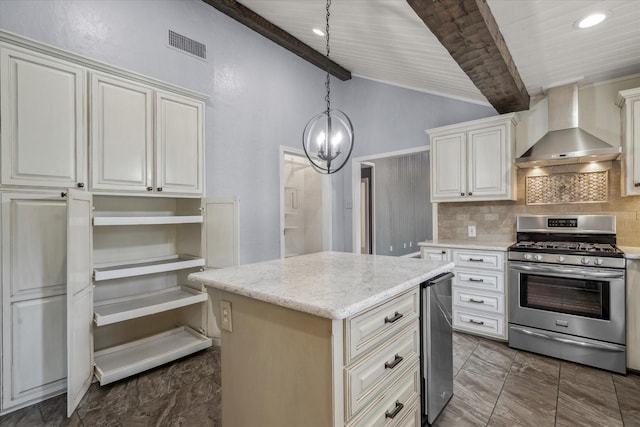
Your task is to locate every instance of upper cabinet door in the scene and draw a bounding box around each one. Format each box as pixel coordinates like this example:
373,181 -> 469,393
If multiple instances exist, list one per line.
66,189 -> 93,417
467,125 -> 508,198
431,132 -> 466,201
90,73 -> 154,192
619,88 -> 640,197
155,92 -> 204,195
0,45 -> 86,189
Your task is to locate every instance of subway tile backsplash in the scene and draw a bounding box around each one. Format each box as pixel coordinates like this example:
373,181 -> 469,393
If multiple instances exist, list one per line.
438,161 -> 640,247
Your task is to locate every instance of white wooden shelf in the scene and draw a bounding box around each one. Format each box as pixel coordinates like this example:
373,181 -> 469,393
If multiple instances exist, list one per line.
93,215 -> 203,226
93,255 -> 205,281
93,286 -> 208,326
94,326 -> 212,385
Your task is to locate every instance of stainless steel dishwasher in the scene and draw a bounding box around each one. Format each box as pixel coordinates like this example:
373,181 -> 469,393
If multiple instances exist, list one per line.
420,272 -> 454,425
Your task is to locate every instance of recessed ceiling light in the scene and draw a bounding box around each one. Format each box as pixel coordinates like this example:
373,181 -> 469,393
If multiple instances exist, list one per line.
574,12 -> 608,29
312,28 -> 325,36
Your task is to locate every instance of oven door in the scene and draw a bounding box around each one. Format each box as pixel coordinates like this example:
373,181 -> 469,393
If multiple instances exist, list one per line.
508,261 -> 625,344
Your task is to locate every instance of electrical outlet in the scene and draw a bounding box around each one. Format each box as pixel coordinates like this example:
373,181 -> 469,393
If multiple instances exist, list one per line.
220,300 -> 233,332
468,225 -> 476,237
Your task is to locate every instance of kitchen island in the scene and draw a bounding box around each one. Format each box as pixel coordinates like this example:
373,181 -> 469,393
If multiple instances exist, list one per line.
189,251 -> 454,427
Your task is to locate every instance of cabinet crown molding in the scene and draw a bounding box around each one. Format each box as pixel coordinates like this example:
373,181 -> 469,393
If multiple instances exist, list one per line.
425,112 -> 519,137
617,87 -> 640,107
0,30 -> 208,102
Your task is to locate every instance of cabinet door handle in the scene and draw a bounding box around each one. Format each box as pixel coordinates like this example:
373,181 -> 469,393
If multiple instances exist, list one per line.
468,192 -> 472,196
635,182 -> 640,187
384,354 -> 403,369
469,319 -> 485,325
469,298 -> 485,304
384,311 -> 403,324
468,258 -> 484,262
147,186 -> 153,191
157,187 -> 163,192
77,182 -> 84,188
468,277 -> 484,282
441,250 -> 446,254
460,192 -> 465,196
385,401 -> 404,419
60,192 -> 67,198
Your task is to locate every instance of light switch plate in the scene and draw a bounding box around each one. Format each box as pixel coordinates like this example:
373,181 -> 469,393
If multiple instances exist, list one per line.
468,225 -> 476,237
220,300 -> 233,332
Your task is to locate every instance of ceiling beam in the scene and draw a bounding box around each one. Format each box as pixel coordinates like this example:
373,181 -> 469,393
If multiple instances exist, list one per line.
202,0 -> 352,81
406,0 -> 530,113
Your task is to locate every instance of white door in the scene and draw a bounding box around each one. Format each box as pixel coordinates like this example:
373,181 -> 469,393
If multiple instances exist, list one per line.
90,72 -> 154,192
155,92 -> 204,195
431,133 -> 466,201
66,189 -> 93,416
467,125 -> 507,198
0,45 -> 86,188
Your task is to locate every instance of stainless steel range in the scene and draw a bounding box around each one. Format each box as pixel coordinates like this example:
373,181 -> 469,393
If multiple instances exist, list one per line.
508,215 -> 626,374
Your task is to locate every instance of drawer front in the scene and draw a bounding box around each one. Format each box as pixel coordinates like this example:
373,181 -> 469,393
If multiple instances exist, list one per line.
454,268 -> 504,292
452,250 -> 504,271
453,288 -> 504,314
346,325 -> 419,419
420,247 -> 450,262
346,289 -> 419,363
453,309 -> 505,338
393,397 -> 421,427
346,361 -> 420,427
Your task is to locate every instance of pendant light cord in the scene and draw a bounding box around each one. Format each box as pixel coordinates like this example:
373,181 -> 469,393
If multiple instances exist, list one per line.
325,0 -> 331,114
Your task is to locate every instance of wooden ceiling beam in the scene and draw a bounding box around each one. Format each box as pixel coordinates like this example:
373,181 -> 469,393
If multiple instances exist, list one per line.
202,0 -> 351,81
406,0 -> 530,113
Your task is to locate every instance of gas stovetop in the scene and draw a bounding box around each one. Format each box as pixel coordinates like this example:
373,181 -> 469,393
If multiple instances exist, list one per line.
510,241 -> 623,257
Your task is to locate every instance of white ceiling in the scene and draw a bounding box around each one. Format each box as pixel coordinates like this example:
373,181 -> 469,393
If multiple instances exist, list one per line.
238,0 -> 640,108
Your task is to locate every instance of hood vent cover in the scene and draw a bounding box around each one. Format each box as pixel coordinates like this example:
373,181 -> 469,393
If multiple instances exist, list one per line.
168,30 -> 207,60
515,84 -> 621,168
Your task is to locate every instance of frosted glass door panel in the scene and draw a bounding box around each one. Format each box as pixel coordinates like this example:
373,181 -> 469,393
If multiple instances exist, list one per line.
0,46 -> 85,188
155,92 -> 203,195
91,73 -> 153,192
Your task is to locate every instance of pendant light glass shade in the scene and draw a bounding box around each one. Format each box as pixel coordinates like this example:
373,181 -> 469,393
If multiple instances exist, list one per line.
303,108 -> 354,174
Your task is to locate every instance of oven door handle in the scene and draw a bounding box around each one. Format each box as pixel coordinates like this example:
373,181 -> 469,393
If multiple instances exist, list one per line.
510,326 -> 625,352
510,264 -> 625,279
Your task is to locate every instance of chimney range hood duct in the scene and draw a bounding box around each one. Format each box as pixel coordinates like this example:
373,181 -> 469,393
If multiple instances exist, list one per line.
515,84 -> 621,168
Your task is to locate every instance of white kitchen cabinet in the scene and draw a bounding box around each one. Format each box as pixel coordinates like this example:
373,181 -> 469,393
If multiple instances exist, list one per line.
90,75 -> 204,196
1,192 -> 69,413
0,44 -> 86,189
427,114 -> 518,202
627,258 -> 640,371
420,244 -> 508,340
617,88 -> 640,197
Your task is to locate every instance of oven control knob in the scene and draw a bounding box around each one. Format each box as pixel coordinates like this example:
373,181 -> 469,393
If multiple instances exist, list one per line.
594,258 -> 604,266
534,254 -> 543,261
524,253 -> 532,260
581,257 -> 591,265
557,255 -> 566,262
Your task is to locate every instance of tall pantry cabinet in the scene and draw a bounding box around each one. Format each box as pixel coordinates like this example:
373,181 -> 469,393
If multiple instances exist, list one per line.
0,31 -> 236,416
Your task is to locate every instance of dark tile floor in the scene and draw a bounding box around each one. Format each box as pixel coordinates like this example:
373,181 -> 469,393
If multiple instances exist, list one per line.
2,333 -> 640,426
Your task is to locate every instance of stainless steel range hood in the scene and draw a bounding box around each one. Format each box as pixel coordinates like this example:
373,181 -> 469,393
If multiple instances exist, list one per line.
515,85 -> 621,168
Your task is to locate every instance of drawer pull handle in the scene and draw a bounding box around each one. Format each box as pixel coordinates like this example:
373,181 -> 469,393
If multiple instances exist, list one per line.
468,258 -> 484,262
468,319 -> 485,325
384,311 -> 403,324
384,354 -> 404,369
468,277 -> 484,282
635,182 -> 640,187
469,298 -> 485,304
385,401 -> 404,419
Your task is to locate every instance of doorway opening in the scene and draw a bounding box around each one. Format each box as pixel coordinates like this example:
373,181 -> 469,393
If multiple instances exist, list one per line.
280,149 -> 331,258
360,163 -> 374,254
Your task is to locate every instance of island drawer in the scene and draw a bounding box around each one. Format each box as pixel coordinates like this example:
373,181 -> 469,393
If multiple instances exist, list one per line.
345,288 -> 419,363
345,324 -> 419,419
453,288 -> 503,314
452,308 -> 505,338
346,361 -> 420,427
452,249 -> 504,271
453,268 -> 504,292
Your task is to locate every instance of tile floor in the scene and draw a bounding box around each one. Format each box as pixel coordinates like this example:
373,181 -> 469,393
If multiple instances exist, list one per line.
1,333 -> 640,426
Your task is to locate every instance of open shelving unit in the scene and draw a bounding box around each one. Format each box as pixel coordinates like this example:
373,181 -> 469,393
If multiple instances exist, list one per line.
91,196 -> 212,384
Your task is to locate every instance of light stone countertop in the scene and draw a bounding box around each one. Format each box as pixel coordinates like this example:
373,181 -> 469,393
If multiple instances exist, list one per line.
620,246 -> 640,260
189,251 -> 454,320
418,239 -> 514,251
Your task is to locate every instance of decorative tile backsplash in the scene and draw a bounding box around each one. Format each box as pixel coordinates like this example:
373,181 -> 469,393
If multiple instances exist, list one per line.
438,162 -> 640,247
526,171 -> 608,205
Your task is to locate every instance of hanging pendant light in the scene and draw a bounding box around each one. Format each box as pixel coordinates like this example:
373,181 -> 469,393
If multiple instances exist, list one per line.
303,0 -> 354,174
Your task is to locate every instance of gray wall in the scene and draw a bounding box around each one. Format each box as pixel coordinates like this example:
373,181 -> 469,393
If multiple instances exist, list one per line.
0,0 -> 496,263
372,152 -> 431,257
